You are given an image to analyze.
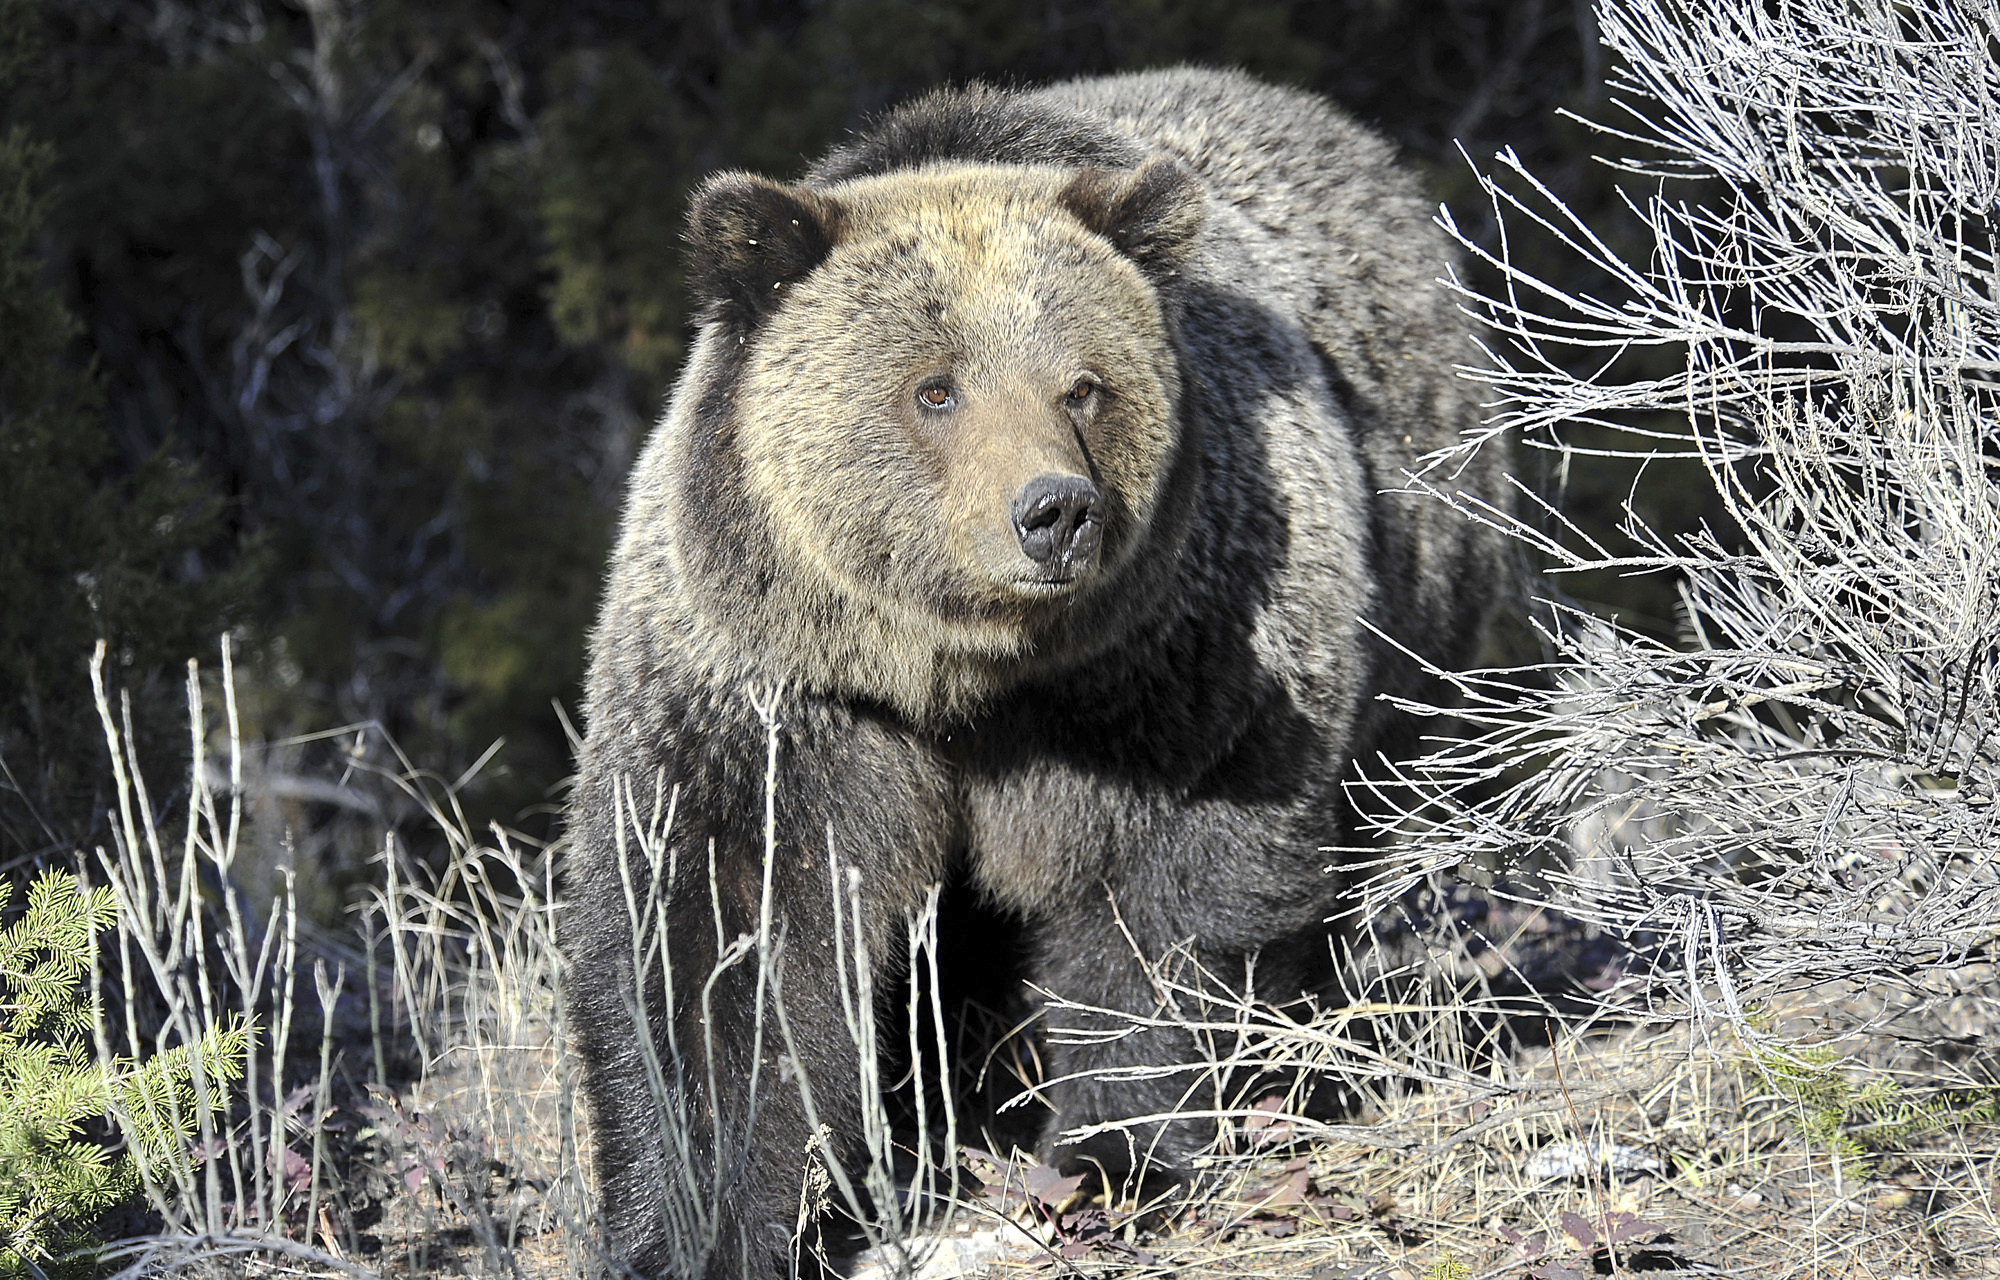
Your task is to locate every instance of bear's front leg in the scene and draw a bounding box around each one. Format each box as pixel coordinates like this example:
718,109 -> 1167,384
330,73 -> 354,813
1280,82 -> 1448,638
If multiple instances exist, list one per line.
566,691 -> 954,1279
1025,893 -> 1228,1196
568,787 -> 854,1277
978,773 -> 1345,1203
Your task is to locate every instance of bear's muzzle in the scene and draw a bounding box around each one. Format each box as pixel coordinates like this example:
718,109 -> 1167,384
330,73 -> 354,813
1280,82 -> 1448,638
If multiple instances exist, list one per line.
1011,472 -> 1105,583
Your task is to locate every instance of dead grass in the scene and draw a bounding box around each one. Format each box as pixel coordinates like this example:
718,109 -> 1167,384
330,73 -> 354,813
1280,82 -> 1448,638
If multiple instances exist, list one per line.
338,861 -> 2000,1280
62,638 -> 2000,1279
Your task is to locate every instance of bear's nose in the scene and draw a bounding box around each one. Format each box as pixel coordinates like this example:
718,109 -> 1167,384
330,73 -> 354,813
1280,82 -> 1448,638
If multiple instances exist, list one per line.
1011,474 -> 1105,571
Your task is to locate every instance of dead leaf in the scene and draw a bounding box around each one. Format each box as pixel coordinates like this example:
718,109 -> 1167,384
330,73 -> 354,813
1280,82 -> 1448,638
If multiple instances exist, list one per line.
1559,1210 -> 1597,1248
1497,1222 -> 1547,1258
1022,1161 -> 1085,1211
1602,1210 -> 1667,1244
1257,1167 -> 1312,1210
1242,1095 -> 1286,1131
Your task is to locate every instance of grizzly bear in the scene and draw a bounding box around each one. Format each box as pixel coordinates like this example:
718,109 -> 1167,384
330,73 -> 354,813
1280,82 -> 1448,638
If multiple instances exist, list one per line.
564,66 -> 1507,1279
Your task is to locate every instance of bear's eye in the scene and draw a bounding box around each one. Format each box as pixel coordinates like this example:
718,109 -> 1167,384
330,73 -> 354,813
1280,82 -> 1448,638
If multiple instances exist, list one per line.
916,382 -> 956,410
1067,380 -> 1099,404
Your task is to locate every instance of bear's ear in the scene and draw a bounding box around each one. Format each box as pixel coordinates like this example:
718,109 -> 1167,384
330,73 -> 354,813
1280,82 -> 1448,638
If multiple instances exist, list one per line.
1058,153 -> 1206,285
685,172 -> 844,328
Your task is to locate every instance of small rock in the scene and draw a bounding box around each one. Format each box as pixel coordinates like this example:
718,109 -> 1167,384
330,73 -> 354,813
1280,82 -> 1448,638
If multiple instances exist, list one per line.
845,1226 -> 1035,1279
1524,1140 -> 1662,1183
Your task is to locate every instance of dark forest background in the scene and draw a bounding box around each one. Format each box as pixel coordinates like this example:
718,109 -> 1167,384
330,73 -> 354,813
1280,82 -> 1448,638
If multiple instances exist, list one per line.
0,0 -> 1673,890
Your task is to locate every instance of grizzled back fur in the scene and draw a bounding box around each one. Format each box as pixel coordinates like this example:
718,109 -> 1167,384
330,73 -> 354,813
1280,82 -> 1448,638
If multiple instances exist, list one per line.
564,67 -> 1509,1280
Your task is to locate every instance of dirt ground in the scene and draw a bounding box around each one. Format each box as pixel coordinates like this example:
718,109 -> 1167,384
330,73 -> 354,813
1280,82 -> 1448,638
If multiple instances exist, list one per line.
349,928 -> 2000,1280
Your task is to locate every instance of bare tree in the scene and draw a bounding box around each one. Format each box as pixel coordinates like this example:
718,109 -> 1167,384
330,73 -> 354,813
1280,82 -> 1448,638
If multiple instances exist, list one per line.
1354,0 -> 2000,1022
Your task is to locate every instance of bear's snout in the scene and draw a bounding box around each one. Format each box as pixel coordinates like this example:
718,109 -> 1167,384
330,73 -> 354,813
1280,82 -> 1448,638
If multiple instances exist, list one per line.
1011,473 -> 1104,579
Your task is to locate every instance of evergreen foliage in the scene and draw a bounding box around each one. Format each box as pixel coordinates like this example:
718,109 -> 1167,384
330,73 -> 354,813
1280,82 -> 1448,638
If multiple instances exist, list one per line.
1753,1044 -> 2000,1180
0,869 -> 252,1279
1,0 -> 1620,861
0,870 -> 127,1278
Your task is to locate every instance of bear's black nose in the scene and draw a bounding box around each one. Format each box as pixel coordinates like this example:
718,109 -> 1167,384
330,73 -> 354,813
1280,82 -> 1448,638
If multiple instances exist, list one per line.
1012,474 -> 1104,570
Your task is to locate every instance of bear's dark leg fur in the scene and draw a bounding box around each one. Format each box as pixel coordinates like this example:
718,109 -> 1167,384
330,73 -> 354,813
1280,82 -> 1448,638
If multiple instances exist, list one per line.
568,907 -> 845,1279
1026,897 -> 1223,1187
965,666 -> 1348,1196
565,687 -> 955,1279
1023,857 -> 1339,1194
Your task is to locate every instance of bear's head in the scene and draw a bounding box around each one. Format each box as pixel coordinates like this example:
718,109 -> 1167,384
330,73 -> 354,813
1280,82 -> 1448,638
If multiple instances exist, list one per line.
675,156 -> 1207,721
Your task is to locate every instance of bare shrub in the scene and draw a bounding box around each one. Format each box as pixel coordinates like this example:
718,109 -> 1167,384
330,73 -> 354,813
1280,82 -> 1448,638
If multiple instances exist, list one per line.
1352,0 -> 2000,1023
85,639 -> 359,1277
77,640 -> 978,1279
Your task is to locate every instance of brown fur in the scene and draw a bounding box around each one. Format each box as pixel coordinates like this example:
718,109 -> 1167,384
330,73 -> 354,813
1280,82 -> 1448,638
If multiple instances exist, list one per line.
664,162 -> 1198,721
564,68 -> 1509,1280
